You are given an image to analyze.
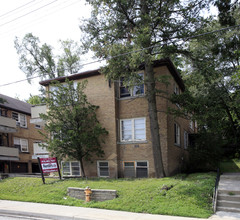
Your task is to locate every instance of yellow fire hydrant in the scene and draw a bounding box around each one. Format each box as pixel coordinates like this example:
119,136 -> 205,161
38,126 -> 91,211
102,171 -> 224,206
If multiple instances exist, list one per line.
84,186 -> 92,202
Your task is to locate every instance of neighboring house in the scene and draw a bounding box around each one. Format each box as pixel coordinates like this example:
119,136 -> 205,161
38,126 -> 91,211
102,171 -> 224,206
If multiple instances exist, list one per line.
0,94 -> 48,174
35,58 -> 196,178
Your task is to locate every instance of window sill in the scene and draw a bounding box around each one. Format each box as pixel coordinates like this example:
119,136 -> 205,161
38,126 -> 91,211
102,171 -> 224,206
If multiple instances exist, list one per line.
174,144 -> 181,148
118,95 -> 146,100
118,140 -> 148,145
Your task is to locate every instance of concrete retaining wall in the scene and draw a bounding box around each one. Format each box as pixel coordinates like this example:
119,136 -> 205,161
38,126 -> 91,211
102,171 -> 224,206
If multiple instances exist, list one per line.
67,187 -> 117,202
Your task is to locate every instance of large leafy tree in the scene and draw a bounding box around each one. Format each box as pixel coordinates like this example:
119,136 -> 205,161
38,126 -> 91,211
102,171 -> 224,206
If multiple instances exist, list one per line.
80,0 -> 213,177
40,80 -> 108,177
14,33 -> 82,82
171,6 -> 240,162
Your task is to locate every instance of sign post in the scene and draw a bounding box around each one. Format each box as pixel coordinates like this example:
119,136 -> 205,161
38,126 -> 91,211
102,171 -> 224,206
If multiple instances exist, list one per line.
38,157 -> 61,184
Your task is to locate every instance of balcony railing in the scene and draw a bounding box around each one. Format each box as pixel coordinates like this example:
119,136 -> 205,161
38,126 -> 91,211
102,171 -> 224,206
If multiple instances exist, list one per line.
30,105 -> 46,126
0,116 -> 17,133
0,146 -> 19,160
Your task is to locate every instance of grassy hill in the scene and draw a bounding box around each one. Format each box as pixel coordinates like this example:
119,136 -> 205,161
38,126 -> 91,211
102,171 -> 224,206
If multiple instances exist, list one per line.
0,172 -> 216,218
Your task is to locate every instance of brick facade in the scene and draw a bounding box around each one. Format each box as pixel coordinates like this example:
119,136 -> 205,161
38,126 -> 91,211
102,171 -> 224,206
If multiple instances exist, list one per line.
0,95 -> 47,174
40,58 -> 194,178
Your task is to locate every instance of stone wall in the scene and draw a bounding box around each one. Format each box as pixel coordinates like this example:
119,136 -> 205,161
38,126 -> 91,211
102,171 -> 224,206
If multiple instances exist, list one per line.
67,187 -> 117,202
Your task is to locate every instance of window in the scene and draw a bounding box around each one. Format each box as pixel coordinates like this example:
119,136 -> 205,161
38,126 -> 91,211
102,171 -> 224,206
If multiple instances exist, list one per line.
184,131 -> 188,149
174,83 -> 180,95
14,137 -> 28,152
174,123 -> 180,146
35,124 -> 41,129
120,118 -> 146,142
190,120 -> 194,130
97,161 -> 109,177
12,112 -> 27,128
120,73 -> 144,98
123,161 -> 148,178
61,161 -> 81,176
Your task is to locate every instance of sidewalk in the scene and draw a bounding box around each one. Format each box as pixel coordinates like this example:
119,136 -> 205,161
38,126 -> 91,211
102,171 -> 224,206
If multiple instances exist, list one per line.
0,200 -> 240,220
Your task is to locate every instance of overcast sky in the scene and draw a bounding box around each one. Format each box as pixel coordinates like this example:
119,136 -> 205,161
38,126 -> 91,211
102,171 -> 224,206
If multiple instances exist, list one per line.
0,0 -> 97,101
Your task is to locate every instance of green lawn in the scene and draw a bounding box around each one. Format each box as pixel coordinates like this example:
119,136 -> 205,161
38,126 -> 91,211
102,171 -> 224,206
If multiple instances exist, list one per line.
219,159 -> 240,173
0,172 -> 216,218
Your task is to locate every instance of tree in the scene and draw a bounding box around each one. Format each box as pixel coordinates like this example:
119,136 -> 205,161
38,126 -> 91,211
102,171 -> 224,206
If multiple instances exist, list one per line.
170,6 -> 240,160
14,33 -> 82,82
40,80 -> 108,177
26,94 -> 44,105
80,0 -> 213,177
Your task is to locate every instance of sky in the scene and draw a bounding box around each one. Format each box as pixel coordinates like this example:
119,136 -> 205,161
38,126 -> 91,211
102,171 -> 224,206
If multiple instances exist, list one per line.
0,0 -> 97,101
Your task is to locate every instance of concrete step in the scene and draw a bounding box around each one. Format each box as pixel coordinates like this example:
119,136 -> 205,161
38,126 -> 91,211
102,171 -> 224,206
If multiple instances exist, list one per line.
217,206 -> 240,213
217,200 -> 240,209
218,190 -> 240,196
220,173 -> 240,181
218,194 -> 240,202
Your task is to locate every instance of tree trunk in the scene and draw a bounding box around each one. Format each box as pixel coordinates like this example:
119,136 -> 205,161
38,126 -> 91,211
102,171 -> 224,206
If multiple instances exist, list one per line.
145,58 -> 165,178
79,158 -> 86,177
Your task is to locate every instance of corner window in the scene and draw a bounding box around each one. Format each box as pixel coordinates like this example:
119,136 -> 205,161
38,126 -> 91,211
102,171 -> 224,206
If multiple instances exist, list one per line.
97,161 -> 109,177
174,123 -> 180,146
123,161 -> 148,178
12,112 -> 27,128
120,73 -> 144,98
14,137 -> 28,152
61,161 -> 81,176
120,118 -> 146,142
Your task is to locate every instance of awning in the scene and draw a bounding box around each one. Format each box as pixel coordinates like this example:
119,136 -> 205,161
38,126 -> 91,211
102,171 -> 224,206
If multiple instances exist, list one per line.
0,156 -> 19,161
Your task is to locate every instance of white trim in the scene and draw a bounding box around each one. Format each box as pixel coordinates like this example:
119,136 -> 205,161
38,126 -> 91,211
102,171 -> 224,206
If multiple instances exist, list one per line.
120,117 -> 146,142
61,161 -> 81,176
12,112 -> 27,128
97,161 -> 109,177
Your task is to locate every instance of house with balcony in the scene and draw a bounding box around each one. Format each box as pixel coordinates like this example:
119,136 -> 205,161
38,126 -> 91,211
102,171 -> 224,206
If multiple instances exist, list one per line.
36,58 -> 196,178
0,94 -> 48,174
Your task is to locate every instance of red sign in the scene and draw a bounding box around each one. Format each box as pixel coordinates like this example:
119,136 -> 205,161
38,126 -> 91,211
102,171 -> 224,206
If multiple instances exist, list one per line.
39,157 -> 58,173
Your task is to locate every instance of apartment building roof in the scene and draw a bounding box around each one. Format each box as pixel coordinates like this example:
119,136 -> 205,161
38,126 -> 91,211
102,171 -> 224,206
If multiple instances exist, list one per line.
0,94 -> 31,115
39,58 -> 185,91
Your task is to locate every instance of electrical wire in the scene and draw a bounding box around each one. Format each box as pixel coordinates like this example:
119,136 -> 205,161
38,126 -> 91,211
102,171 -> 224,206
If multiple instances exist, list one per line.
0,0 -> 58,28
0,0 -> 37,18
0,0 -> 82,38
0,23 -> 240,88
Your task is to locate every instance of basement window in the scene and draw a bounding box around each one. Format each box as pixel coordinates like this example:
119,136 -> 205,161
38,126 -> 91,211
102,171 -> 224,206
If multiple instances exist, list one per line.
97,161 -> 109,177
123,161 -> 148,178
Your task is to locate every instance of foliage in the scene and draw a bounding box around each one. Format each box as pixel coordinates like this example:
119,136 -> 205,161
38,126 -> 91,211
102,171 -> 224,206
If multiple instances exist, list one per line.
81,0 -> 214,178
0,173 -> 216,218
220,158 -> 240,173
14,33 -> 82,82
39,80 -> 108,176
170,6 -> 240,162
26,94 -> 44,105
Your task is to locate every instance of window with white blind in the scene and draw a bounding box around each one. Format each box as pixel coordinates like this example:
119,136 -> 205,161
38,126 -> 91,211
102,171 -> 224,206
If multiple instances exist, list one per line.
61,161 -> 81,176
120,118 -> 146,142
12,112 -> 27,128
14,137 -> 28,152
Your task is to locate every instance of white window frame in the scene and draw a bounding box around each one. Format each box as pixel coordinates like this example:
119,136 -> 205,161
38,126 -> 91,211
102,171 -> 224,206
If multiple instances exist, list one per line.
174,123 -> 180,146
97,161 -> 109,177
61,161 -> 81,176
12,112 -> 27,128
184,130 -> 188,149
123,161 -> 148,178
14,137 -> 29,152
120,118 -> 146,142
174,83 -> 180,95
119,73 -> 144,98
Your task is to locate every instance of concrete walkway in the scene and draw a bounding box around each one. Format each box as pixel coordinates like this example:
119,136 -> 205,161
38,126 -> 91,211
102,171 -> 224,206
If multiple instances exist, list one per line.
0,200 -> 240,220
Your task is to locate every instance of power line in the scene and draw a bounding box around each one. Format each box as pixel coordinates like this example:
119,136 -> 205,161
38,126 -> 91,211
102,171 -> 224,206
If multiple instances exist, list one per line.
0,0 -> 36,18
0,0 -> 82,39
0,23 -> 240,88
0,0 -> 58,28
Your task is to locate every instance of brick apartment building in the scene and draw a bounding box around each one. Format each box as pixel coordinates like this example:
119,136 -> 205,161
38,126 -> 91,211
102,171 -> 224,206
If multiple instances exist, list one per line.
0,94 -> 48,174
36,58 -> 195,178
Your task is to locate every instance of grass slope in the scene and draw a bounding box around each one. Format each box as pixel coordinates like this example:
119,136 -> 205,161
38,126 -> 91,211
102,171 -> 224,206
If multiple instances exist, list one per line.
0,172 -> 216,218
220,159 -> 240,173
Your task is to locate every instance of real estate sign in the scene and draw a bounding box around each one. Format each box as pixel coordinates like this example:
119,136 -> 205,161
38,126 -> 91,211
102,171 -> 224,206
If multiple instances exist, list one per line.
38,157 -> 61,184
40,157 -> 58,173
